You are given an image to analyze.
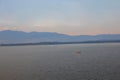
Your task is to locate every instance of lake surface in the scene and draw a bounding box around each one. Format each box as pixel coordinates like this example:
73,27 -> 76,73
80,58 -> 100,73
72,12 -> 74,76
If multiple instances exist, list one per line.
0,43 -> 120,80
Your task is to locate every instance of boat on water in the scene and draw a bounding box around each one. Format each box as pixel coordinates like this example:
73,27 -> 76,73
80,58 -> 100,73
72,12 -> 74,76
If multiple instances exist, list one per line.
76,51 -> 81,54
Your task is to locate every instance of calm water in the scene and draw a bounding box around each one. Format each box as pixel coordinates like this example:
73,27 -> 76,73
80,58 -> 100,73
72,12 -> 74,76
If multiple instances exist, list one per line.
0,43 -> 120,80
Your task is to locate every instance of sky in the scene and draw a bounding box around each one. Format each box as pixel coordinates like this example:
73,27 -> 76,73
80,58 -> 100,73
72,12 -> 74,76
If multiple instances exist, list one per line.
0,0 -> 120,35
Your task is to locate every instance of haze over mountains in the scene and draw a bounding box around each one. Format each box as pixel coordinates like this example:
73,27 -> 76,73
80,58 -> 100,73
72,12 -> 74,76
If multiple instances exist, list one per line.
0,30 -> 120,44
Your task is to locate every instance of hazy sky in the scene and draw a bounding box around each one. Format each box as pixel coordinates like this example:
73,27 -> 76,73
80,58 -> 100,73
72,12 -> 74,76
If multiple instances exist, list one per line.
0,0 -> 120,35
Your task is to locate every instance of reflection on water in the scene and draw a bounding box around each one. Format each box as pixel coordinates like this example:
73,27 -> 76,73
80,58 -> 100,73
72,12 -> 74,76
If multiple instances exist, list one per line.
0,43 -> 120,80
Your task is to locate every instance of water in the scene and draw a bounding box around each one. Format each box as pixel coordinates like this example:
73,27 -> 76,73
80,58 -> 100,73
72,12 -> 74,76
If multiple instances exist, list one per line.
0,43 -> 120,80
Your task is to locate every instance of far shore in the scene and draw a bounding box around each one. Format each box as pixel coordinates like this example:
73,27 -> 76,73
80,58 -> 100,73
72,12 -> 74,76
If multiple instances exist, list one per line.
0,40 -> 120,46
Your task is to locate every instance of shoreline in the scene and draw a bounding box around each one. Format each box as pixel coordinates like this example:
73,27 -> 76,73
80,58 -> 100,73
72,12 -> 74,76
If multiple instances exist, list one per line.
0,40 -> 120,46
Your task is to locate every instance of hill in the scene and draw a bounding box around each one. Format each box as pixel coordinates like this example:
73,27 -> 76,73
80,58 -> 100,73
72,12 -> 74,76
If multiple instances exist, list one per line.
0,30 -> 120,44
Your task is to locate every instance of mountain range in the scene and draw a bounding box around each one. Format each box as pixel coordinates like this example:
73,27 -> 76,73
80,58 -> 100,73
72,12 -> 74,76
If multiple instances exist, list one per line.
0,30 -> 120,44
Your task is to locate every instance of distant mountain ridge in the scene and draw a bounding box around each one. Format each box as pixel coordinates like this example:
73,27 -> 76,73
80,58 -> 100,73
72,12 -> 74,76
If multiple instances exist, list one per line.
0,30 -> 120,44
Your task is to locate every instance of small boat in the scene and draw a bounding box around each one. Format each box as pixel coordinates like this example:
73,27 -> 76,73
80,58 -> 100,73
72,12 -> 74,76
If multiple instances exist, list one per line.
76,51 -> 81,54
